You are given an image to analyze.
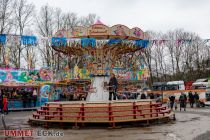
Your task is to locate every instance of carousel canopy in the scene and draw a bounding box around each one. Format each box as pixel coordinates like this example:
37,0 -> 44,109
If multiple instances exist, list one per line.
54,24 -> 147,40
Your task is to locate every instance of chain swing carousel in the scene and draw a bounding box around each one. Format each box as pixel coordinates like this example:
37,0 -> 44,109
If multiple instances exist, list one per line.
29,22 -> 174,128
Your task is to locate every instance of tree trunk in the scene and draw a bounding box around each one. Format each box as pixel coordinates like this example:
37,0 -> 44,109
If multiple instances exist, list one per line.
18,46 -> 21,68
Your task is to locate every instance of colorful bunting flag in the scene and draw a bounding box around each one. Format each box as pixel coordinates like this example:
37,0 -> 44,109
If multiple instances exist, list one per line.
135,40 -> 149,48
6,35 -> 21,46
81,38 -> 96,48
107,39 -> 122,45
1,34 -> 210,47
0,34 -> 6,45
21,36 -> 37,45
52,37 -> 67,47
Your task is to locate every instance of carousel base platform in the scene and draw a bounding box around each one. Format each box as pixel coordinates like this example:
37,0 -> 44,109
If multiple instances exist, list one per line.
28,100 -> 175,128
9,107 -> 39,111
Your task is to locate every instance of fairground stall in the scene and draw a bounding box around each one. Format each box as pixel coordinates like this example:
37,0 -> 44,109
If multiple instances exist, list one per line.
0,68 -> 54,109
42,79 -> 91,102
0,82 -> 40,109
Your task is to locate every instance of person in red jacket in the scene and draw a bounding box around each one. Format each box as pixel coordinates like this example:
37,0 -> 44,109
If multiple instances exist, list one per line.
3,95 -> 8,115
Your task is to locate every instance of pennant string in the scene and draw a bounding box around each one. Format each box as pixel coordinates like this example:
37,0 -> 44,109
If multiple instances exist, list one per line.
0,34 -> 210,47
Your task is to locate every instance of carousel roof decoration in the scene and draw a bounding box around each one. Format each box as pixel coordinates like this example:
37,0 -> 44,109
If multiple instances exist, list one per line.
51,23 -> 149,76
52,24 -> 148,54
94,19 -> 104,25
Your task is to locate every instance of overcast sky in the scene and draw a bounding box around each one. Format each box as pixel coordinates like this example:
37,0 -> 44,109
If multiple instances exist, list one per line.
28,0 -> 210,38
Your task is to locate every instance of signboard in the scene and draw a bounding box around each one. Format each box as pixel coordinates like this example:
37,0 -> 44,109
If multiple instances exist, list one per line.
110,24 -> 130,37
130,27 -> 144,39
88,24 -> 109,36
68,26 -> 87,37
54,30 -> 67,38
0,70 -> 6,81
0,68 -> 52,82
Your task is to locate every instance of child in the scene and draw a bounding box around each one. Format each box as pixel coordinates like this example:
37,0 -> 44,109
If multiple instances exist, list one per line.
3,95 -> 8,115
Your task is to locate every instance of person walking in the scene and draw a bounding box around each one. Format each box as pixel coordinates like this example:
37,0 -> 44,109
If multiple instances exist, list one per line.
194,92 -> 200,107
108,73 -> 118,101
188,91 -> 194,108
179,92 -> 187,111
3,95 -> 8,115
169,95 -> 176,110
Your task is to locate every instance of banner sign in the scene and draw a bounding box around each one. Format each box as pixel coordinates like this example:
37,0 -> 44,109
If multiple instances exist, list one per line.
110,24 -> 130,37
130,27 -> 144,39
88,24 -> 109,36
1,34 -> 210,48
0,34 -> 37,46
0,68 -> 52,83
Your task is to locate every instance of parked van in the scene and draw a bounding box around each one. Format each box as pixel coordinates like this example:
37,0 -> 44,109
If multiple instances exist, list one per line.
163,81 -> 185,101
152,82 -> 168,91
151,81 -> 185,102
192,78 -> 210,103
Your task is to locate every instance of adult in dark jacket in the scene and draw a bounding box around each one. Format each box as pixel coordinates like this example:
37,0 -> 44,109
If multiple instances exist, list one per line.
194,92 -> 200,107
140,92 -> 146,99
0,90 -> 3,113
108,73 -> 118,101
179,92 -> 187,111
188,91 -> 194,108
169,95 -> 175,110
149,93 -> 155,99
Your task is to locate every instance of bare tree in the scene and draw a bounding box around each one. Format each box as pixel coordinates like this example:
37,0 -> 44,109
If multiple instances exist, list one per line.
13,0 -> 35,68
9,46 -> 19,67
146,29 -> 210,84
22,46 -> 37,69
63,12 -> 79,29
21,28 -> 38,69
36,4 -> 55,68
170,29 -> 182,74
142,31 -> 155,86
146,31 -> 166,82
80,13 -> 98,27
54,8 -> 65,31
165,31 -> 176,74
0,0 -> 14,66
0,0 -> 14,34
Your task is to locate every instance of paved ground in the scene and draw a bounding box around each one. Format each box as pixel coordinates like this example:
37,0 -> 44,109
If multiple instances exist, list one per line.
1,106 -> 210,140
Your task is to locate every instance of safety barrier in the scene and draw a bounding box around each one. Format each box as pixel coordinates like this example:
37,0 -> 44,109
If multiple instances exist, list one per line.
147,89 -> 206,94
29,100 -> 174,128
